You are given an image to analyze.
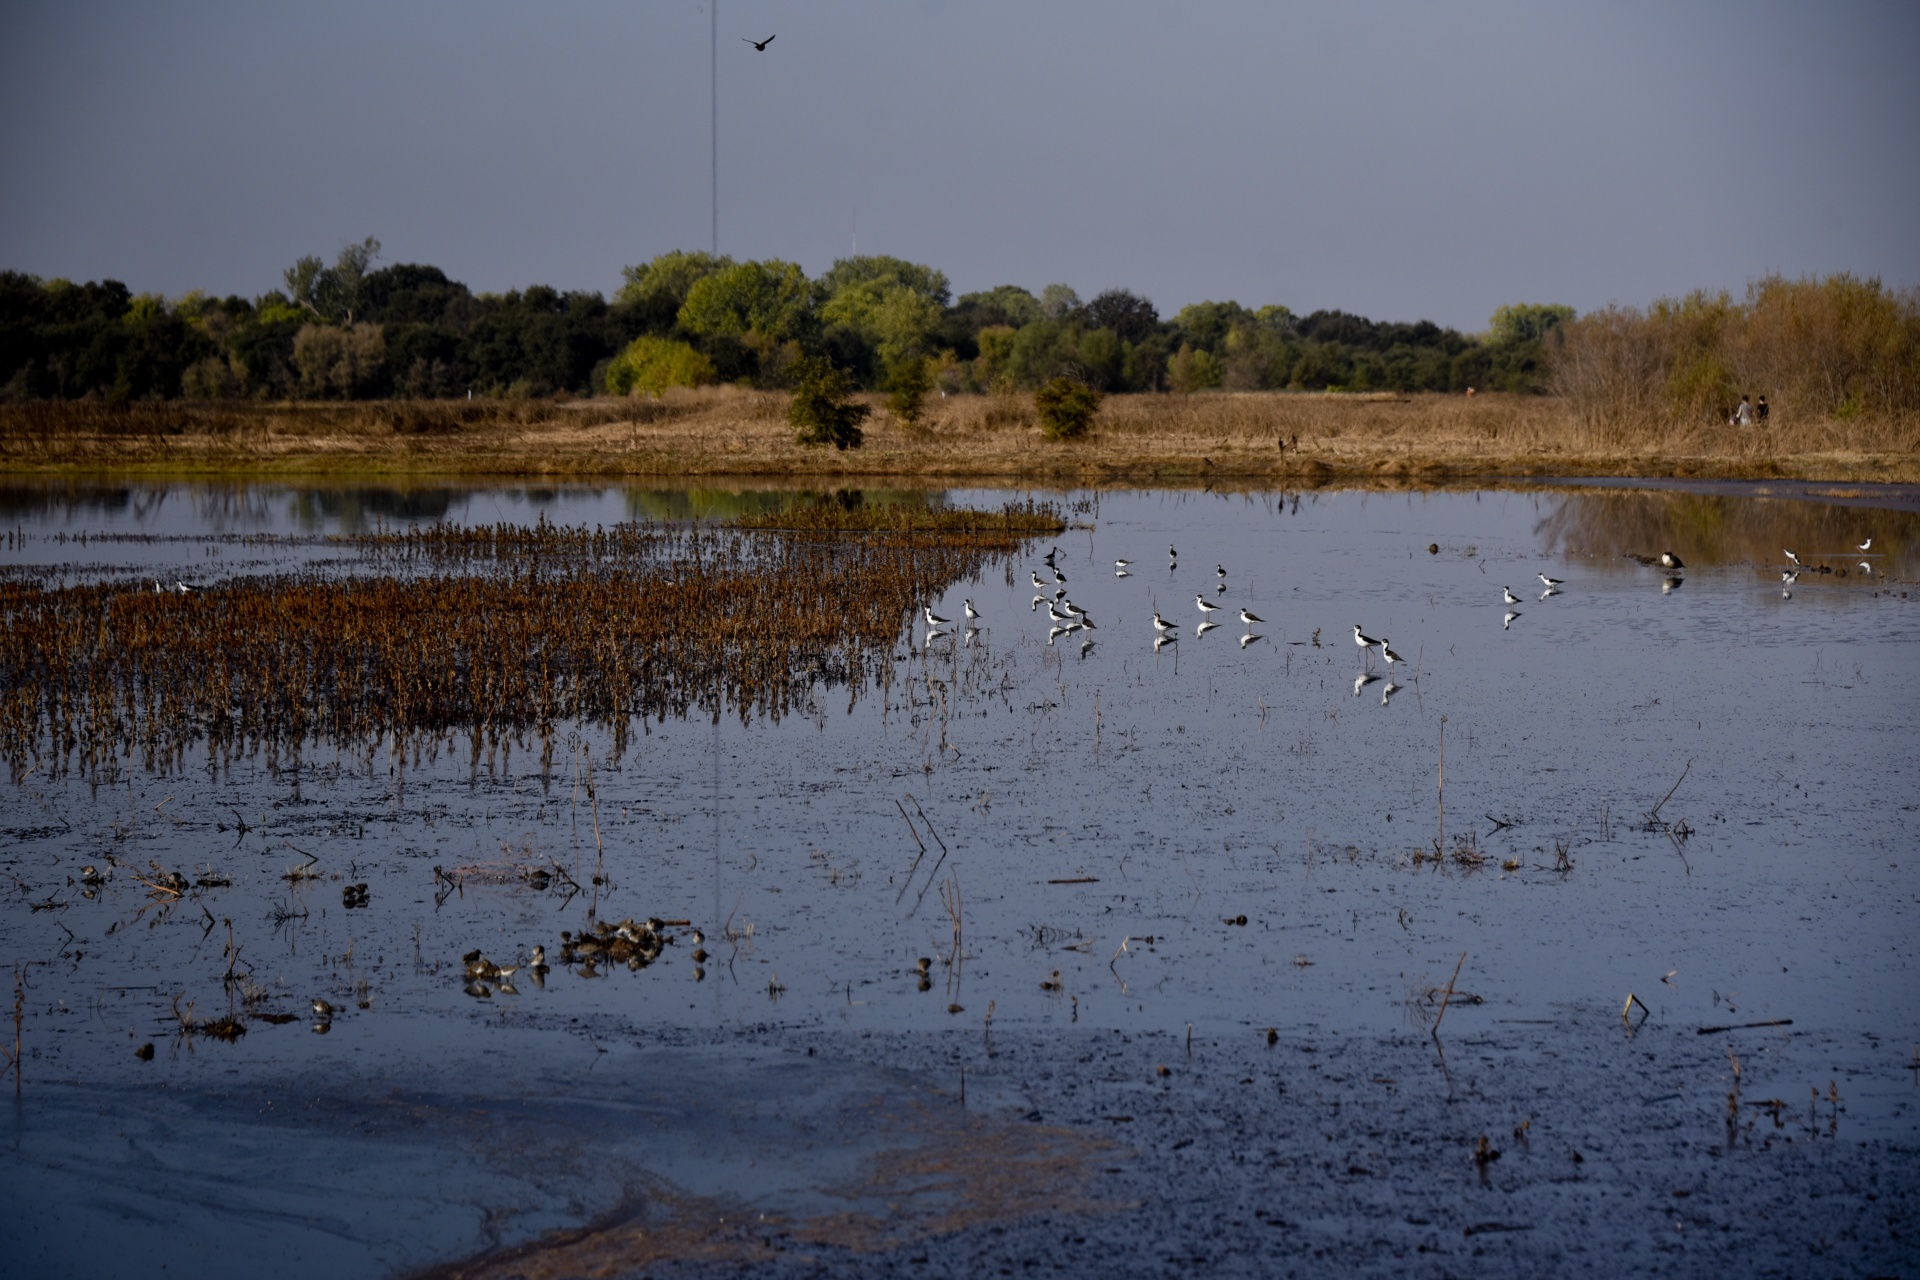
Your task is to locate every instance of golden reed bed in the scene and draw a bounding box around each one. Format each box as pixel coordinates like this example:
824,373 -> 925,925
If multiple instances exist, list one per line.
1,389 -> 1914,484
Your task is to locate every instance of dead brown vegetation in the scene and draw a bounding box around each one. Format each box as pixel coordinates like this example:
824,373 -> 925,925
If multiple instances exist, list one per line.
0,383 -> 1911,483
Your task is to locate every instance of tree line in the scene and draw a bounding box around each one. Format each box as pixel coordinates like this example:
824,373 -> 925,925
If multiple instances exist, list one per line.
0,240 -> 1571,404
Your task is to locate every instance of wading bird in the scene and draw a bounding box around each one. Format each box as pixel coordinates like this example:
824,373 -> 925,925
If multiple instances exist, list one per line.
1659,551 -> 1685,570
1353,624 -> 1380,669
1502,586 -> 1522,606
1538,572 -> 1564,590
1784,549 -> 1802,567
1238,607 -> 1263,628
1196,594 -> 1221,617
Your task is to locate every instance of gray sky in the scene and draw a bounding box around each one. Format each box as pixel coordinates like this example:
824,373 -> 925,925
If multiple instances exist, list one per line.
3,1 -> 1916,332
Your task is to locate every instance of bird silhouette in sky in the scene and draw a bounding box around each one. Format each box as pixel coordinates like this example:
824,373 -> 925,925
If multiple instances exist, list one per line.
744,34 -> 775,51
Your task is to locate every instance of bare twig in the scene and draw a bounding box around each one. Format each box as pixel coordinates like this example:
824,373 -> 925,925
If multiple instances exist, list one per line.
1430,951 -> 1466,1039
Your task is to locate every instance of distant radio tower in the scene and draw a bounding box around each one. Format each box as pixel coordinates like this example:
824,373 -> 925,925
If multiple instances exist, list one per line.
710,0 -> 718,253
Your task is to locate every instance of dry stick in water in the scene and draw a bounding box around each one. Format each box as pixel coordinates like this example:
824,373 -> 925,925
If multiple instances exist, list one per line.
894,798 -> 928,903
1435,716 -> 1448,852
1649,758 -> 1692,824
1431,951 -> 1467,1039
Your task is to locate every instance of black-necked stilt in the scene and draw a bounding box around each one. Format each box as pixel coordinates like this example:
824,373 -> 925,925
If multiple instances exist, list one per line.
1168,544 -> 1178,560
963,598 -> 982,622
1215,564 -> 1227,580
1031,571 -> 1048,589
1195,620 -> 1219,637
1238,607 -> 1263,627
1502,608 -> 1521,629
1061,598 -> 1087,618
1502,586 -> 1521,606
175,580 -> 199,594
1379,638 -> 1405,673
1047,601 -> 1074,624
1353,624 -> 1380,669
1661,576 -> 1682,594
1054,586 -> 1067,600
1659,551 -> 1684,570
1783,549 -> 1802,567
1196,594 -> 1221,616
1152,611 -> 1176,633
1078,614 -> 1097,630
924,605 -> 950,628
1115,558 -> 1132,571
1858,538 -> 1872,552
1053,567 -> 1067,584
1537,572 -> 1564,590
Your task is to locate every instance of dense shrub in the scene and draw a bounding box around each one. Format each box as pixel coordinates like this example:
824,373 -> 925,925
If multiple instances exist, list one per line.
787,357 -> 869,450
604,335 -> 718,396
1034,377 -> 1102,440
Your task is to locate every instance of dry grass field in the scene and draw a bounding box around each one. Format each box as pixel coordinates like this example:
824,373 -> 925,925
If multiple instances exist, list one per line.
2,388 -> 1914,484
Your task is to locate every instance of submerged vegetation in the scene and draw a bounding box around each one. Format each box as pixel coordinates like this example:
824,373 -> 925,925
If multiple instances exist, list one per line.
0,500 -> 1063,777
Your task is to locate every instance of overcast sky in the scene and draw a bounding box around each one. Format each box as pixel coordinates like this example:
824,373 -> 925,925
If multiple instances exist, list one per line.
2,1 -> 1916,331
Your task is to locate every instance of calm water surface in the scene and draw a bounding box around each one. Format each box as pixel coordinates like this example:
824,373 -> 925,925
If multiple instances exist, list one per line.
2,479 -> 1915,1276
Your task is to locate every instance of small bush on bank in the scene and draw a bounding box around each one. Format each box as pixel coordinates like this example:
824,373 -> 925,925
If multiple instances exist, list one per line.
1034,377 -> 1102,440
788,357 -> 870,450
605,335 -> 719,397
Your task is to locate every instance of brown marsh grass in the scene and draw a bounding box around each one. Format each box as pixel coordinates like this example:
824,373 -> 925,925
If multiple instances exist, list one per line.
0,501 -> 1063,778
1,385 -> 1913,483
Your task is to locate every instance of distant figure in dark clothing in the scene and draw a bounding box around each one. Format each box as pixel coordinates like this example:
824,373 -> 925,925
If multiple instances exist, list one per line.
1757,395 -> 1769,422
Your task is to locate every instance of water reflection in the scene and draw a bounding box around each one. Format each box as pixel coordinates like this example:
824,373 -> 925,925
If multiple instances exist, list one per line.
1536,488 -> 1913,580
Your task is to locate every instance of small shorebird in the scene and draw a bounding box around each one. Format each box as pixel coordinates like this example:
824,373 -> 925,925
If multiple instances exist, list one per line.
1031,571 -> 1048,589
1784,549 -> 1802,567
1502,586 -> 1522,606
1047,601 -> 1074,624
529,945 -> 548,970
1502,608 -> 1521,629
1353,624 -> 1380,669
1196,594 -> 1221,616
1659,551 -> 1685,570
1053,567 -> 1068,584
1152,611 -> 1177,634
924,605 -> 950,628
311,998 -> 335,1019
1538,572 -> 1565,590
1379,638 -> 1405,673
1215,564 -> 1227,581
1114,558 -> 1132,571
1858,538 -> 1872,552
1238,607 -> 1263,627
1168,544 -> 1178,561
963,598 -> 982,622
1060,598 -> 1087,618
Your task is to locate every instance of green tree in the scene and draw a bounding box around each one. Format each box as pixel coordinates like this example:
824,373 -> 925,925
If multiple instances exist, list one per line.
1039,283 -> 1081,321
678,259 -> 816,344
1489,303 -> 1575,346
1167,342 -> 1222,394
886,353 -> 934,427
1034,376 -> 1102,440
284,236 -> 381,325
788,357 -> 870,450
604,335 -> 719,396
616,250 -> 733,331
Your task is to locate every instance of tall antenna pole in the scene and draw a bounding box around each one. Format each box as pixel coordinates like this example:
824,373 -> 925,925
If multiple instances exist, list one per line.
710,0 -> 718,254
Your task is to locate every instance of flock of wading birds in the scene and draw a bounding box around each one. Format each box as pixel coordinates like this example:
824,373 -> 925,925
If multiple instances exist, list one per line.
916,538 -> 1882,700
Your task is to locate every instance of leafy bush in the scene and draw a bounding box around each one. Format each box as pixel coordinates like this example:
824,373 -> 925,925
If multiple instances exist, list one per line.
1033,377 -> 1102,440
787,357 -> 870,450
885,354 -> 933,428
604,335 -> 718,396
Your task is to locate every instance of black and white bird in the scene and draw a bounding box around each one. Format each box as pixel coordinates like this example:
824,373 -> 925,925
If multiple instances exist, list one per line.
1031,571 -> 1048,589
924,605 -> 951,628
1353,624 -> 1380,668
1152,611 -> 1177,634
1047,601 -> 1075,625
963,598 -> 982,622
1781,568 -> 1799,584
1114,558 -> 1132,571
1858,538 -> 1873,552
1379,638 -> 1405,673
1060,598 -> 1087,619
1659,551 -> 1685,570
1053,567 -> 1068,584
1502,586 -> 1522,606
1538,572 -> 1565,590
1784,549 -> 1802,567
1196,594 -> 1221,617
1238,607 -> 1263,627
1215,564 -> 1227,581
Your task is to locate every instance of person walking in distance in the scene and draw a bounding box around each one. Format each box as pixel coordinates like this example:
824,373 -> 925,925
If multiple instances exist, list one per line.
1733,394 -> 1755,427
1756,395 -> 1769,423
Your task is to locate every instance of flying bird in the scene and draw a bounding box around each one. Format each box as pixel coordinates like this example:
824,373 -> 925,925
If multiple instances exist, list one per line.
744,34 -> 775,50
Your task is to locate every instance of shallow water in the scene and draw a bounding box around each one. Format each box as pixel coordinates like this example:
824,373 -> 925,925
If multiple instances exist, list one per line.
2,479 -> 1916,1275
